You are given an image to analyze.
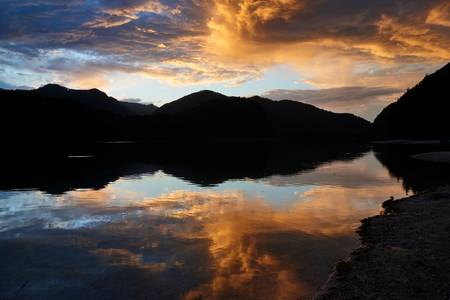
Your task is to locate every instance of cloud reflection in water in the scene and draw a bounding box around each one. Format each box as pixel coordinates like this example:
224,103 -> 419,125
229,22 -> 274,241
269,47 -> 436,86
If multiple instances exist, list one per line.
0,152 -> 407,299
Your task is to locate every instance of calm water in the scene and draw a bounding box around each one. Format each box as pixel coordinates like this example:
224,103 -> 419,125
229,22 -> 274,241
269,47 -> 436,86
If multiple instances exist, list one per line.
0,148 -> 448,299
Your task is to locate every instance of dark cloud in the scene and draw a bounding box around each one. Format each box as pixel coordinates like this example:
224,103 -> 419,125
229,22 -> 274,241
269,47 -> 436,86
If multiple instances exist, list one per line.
263,86 -> 404,120
264,86 -> 403,105
121,98 -> 144,103
219,0 -> 444,44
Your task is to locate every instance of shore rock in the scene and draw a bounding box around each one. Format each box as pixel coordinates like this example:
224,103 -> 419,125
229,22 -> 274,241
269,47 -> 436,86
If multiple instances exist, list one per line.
314,187 -> 450,300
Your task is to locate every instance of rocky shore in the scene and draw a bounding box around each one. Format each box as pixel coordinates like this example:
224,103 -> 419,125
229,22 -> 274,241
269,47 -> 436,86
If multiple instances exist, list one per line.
314,187 -> 450,300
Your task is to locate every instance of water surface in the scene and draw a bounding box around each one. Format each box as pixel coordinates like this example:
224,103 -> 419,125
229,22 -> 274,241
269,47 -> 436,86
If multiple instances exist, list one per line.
0,148 -> 443,299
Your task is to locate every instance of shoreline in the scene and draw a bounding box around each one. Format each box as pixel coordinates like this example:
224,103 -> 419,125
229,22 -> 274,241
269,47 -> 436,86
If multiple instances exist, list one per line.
314,187 -> 450,300
412,152 -> 450,164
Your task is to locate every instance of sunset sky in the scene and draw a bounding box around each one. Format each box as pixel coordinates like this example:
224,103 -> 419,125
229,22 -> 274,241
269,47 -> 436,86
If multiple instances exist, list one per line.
0,0 -> 449,119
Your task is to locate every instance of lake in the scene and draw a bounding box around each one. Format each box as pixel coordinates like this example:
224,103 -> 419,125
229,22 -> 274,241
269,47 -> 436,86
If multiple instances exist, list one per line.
1,144 -> 448,299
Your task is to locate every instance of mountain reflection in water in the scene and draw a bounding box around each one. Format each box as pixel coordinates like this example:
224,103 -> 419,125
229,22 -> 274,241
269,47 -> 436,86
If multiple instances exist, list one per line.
1,145 -> 449,300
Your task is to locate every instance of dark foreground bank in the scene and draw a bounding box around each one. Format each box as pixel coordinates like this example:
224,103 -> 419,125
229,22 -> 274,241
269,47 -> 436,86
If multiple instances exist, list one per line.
315,187 -> 450,300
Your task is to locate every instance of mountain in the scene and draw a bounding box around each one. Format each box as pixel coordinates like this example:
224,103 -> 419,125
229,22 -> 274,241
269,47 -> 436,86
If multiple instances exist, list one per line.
153,90 -> 371,141
34,84 -> 157,117
158,90 -> 228,114
374,62 -> 450,140
1,85 -> 371,143
0,84 -> 157,142
120,101 -> 158,116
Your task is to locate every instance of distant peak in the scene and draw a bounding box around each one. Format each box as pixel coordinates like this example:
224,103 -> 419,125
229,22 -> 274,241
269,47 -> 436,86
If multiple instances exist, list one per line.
191,90 -> 224,97
88,88 -> 106,94
197,89 -> 219,94
174,90 -> 228,102
247,95 -> 267,101
36,84 -> 109,98
87,88 -> 108,97
38,83 -> 67,91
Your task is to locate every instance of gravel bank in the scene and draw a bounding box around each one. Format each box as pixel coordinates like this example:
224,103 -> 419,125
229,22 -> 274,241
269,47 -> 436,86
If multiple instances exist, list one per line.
314,187 -> 450,300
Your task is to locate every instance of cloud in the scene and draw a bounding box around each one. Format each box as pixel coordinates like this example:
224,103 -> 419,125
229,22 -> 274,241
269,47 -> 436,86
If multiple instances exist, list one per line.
204,0 -> 450,87
121,98 -> 144,103
426,2 -> 450,27
0,0 -> 449,92
264,86 -> 403,120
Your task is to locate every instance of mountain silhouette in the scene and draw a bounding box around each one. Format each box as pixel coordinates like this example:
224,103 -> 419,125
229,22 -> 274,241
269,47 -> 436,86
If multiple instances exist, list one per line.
1,86 -> 371,143
121,102 -> 158,116
35,84 -> 157,116
0,84 -> 157,142
374,62 -> 450,140
151,90 -> 371,141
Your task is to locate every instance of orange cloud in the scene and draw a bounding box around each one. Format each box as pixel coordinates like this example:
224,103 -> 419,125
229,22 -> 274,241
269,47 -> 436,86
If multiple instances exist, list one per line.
426,2 -> 450,27
377,15 -> 450,60
134,181 -> 405,298
207,0 -> 304,40
201,0 -> 450,88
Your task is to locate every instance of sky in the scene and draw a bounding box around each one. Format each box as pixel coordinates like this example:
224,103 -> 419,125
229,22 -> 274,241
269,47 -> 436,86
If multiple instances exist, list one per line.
0,0 -> 449,120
